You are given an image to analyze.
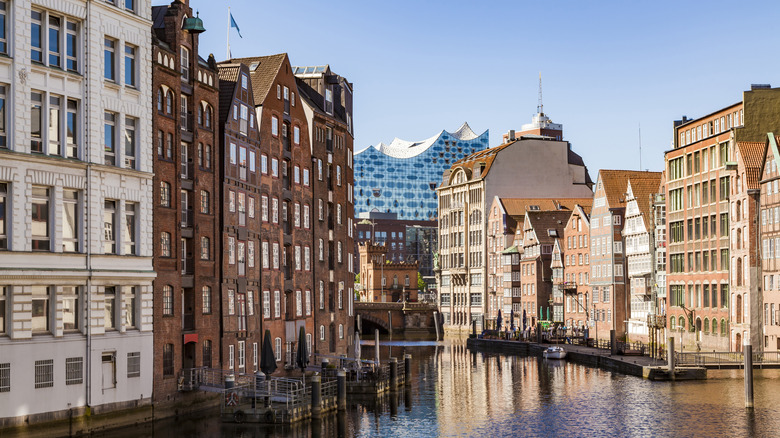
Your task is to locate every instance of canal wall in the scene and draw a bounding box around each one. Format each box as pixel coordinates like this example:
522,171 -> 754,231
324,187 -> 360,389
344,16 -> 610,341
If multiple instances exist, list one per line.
466,338 -> 706,380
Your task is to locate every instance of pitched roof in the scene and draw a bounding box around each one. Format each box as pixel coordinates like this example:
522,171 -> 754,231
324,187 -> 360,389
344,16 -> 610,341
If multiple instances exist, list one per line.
500,198 -> 593,217
627,173 -> 663,231
524,210 -> 571,247
222,54 -> 287,106
217,64 -> 241,122
451,141 -> 514,179
598,170 -> 661,209
737,141 -> 765,190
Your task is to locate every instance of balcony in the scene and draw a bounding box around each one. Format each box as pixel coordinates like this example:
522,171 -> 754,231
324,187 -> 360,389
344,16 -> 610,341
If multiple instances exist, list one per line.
181,256 -> 194,276
183,313 -> 195,331
181,208 -> 193,229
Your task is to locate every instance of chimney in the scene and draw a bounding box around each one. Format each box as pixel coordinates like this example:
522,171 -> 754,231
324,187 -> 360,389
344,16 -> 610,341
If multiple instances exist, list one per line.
751,84 -> 771,90
508,130 -> 516,141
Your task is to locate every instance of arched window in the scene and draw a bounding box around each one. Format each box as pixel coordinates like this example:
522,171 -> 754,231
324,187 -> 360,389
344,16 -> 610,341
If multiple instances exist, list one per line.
736,258 -> 743,286
339,324 -> 344,339
678,316 -> 686,331
736,200 -> 742,221
162,285 -> 173,316
670,316 -> 676,330
695,317 -> 702,333
405,275 -> 410,287
393,275 -> 398,286
205,105 -> 212,129
711,318 -> 718,335
202,286 -> 212,314
736,228 -> 742,250
721,318 -> 728,335
197,104 -> 203,125
166,90 -> 173,114
160,232 -> 171,257
736,294 -> 743,324
157,88 -> 163,112
703,318 -> 709,333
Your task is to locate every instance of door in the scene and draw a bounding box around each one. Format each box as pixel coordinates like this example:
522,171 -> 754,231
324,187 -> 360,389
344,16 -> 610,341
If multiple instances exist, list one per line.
102,353 -> 116,389
183,342 -> 195,369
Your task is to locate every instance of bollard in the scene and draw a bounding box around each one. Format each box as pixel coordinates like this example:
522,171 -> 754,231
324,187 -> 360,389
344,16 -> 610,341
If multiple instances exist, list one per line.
337,369 -> 347,411
337,410 -> 347,438
389,357 -> 398,389
389,390 -> 399,419
388,311 -> 393,336
472,320 -> 477,337
610,330 -> 617,356
404,385 -> 412,412
432,311 -> 439,340
404,354 -> 412,385
667,336 -> 675,378
311,374 -> 322,418
744,341 -> 754,409
321,359 -> 330,378
537,323 -> 542,344
375,329 -> 381,366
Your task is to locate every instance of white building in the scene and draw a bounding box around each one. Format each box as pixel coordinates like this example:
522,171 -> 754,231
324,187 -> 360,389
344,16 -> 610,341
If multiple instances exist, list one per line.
0,0 -> 154,426
622,174 -> 662,342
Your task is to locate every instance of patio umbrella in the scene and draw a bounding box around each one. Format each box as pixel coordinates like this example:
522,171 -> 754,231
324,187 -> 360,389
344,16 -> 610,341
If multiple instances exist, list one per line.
546,307 -> 550,322
260,329 -> 277,378
522,310 -> 527,331
510,310 -> 515,331
296,326 -> 309,375
496,309 -> 502,331
355,330 -> 361,361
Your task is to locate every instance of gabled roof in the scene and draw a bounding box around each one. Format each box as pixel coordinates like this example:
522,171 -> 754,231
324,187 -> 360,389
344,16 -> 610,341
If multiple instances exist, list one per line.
566,204 -> 591,229
626,173 -> 662,231
501,246 -> 520,255
222,54 -> 287,106
217,64 -> 241,122
523,211 -> 572,248
598,170 -> 661,209
736,141 -> 765,190
451,141 -> 514,179
760,134 -> 780,182
500,198 -> 593,217
550,240 -> 563,269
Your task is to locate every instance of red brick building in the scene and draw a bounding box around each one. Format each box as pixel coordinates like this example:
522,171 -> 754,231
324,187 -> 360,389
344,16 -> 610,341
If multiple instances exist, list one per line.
216,62 -> 263,375
562,204 -> 591,329
295,65 -> 356,356
358,243 -> 419,303
224,54 -> 315,370
151,0 -> 221,402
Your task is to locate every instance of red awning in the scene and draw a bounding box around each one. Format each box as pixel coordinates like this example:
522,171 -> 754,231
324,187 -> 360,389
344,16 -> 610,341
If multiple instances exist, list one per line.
184,333 -> 198,344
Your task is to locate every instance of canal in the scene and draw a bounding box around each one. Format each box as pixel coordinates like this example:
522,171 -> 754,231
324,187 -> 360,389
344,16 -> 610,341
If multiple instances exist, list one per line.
94,337 -> 780,437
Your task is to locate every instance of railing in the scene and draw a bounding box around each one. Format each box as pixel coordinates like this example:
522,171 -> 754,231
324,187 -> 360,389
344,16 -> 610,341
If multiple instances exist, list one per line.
181,208 -> 193,228
675,351 -> 780,367
181,256 -> 194,275
183,313 -> 195,331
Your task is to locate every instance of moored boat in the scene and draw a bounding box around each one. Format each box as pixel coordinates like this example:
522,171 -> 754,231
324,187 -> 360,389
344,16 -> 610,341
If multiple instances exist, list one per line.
543,346 -> 567,360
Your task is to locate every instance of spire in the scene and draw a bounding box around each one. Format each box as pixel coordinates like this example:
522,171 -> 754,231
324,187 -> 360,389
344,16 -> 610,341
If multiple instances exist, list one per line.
537,72 -> 543,115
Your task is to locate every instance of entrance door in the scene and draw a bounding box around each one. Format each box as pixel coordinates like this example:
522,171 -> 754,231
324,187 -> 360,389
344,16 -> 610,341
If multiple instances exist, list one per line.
102,353 -> 116,389
183,342 -> 195,369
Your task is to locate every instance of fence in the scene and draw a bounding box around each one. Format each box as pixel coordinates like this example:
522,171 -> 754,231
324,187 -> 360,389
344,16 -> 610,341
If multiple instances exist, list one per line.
675,351 -> 780,367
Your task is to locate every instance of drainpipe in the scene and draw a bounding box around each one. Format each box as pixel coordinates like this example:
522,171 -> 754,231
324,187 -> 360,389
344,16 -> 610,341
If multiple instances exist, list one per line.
85,0 -> 92,410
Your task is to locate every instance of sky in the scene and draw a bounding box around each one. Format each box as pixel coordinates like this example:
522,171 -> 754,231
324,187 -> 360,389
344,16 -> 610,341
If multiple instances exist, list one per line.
156,0 -> 780,177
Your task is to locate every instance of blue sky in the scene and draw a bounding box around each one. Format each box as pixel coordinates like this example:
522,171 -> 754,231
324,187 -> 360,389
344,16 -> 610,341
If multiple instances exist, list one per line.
157,0 -> 780,176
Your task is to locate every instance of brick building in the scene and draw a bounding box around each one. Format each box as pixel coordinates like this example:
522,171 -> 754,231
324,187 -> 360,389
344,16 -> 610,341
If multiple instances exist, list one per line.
760,134 -> 780,351
666,86 -> 780,351
561,204 -> 592,329
358,243 -> 419,303
294,64 -> 355,357
151,0 -> 221,403
225,54 -> 316,370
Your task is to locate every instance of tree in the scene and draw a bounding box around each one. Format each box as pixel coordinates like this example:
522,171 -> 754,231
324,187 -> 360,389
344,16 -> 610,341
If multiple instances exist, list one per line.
417,272 -> 426,291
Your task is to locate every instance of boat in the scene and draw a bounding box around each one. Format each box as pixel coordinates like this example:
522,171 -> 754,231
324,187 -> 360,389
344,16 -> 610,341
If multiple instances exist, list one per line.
543,346 -> 567,360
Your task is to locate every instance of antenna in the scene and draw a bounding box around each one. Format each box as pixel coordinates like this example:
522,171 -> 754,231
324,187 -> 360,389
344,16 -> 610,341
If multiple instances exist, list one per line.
537,72 -> 543,115
638,123 -> 643,171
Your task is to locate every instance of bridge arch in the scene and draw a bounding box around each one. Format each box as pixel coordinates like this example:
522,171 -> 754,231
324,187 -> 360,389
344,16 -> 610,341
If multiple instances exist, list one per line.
357,313 -> 391,335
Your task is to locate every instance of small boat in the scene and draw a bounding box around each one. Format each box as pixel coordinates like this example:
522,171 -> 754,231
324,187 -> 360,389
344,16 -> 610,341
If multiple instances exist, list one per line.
543,346 -> 567,360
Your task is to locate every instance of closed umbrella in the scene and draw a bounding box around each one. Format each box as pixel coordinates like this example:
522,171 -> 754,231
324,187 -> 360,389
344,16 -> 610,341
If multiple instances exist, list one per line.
296,326 -> 309,380
496,309 -> 502,331
355,330 -> 361,361
522,310 -> 527,331
546,307 -> 550,322
260,329 -> 277,378
510,310 -> 515,331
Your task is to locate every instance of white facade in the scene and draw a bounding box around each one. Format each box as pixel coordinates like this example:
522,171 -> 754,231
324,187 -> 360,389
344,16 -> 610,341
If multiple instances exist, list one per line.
623,181 -> 653,339
0,0 -> 154,425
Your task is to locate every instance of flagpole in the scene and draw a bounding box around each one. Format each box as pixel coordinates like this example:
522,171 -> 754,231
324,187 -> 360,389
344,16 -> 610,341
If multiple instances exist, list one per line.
226,6 -> 230,59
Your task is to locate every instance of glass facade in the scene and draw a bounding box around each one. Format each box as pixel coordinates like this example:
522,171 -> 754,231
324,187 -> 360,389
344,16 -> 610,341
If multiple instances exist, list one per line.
354,123 -> 488,220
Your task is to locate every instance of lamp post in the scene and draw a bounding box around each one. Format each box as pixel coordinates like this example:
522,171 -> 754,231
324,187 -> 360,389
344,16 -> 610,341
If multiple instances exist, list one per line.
381,254 -> 385,303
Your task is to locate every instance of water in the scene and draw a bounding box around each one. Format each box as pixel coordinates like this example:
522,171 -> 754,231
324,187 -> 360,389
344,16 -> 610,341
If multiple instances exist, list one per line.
97,338 -> 780,437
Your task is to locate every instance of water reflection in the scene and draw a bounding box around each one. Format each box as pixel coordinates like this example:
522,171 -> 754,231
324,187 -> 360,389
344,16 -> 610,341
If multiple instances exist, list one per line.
92,338 -> 780,438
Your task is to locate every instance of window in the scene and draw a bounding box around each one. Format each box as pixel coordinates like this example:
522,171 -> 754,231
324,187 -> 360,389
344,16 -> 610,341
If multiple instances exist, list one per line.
263,291 -> 270,318
32,186 -> 50,251
104,112 -> 116,165
181,95 -> 188,130
272,116 -> 279,136
32,11 -> 44,62
228,236 -> 235,264
306,290 -> 311,315
124,44 -> 136,86
200,236 -> 210,260
0,3 -> 7,55
123,286 -> 136,329
275,338 -> 282,361
203,340 -> 212,368
162,285 -> 173,316
228,289 -> 235,315
104,37 -> 116,80
180,46 -> 190,80
200,190 -> 210,214
62,189 -> 79,252
35,360 -> 54,389
274,290 -> 280,318
163,344 -> 174,376
238,341 -> 245,369
31,91 -> 44,153
166,91 -> 173,115
127,352 -> 140,378
104,286 -> 116,329
122,116 -> 137,168
202,286 -> 212,314
124,203 -> 136,254
66,357 -> 83,384
294,126 -> 300,145
103,200 -> 116,253
272,158 -> 279,177
160,231 -> 171,256
31,286 -> 50,333
205,145 -> 212,169
0,85 -> 6,148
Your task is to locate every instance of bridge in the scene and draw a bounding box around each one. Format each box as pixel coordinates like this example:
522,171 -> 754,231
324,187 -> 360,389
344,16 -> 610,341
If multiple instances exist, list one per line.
674,351 -> 780,369
355,301 -> 438,338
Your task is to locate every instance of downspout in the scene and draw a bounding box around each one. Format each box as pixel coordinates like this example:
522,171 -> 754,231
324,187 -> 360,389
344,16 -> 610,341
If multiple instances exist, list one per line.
84,0 -> 92,411
752,188 -> 763,352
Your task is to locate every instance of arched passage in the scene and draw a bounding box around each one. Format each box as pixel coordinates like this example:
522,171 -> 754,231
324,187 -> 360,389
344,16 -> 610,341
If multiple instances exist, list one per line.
357,313 -> 391,335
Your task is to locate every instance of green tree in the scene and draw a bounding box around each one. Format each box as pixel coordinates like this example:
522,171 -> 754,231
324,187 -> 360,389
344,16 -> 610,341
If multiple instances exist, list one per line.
417,272 -> 426,291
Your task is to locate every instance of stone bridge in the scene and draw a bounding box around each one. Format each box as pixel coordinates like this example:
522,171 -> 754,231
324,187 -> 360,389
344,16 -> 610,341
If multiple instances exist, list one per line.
355,302 -> 438,338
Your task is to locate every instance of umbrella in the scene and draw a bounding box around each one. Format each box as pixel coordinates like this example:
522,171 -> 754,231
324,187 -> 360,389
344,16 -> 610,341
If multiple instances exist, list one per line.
296,326 -> 309,377
510,310 -> 515,331
260,329 -> 277,378
496,309 -> 502,331
546,307 -> 550,322
355,330 -> 361,361
522,309 -> 527,331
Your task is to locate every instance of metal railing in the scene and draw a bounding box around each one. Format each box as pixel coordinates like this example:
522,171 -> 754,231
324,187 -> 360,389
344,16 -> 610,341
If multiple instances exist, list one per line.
675,351 -> 780,367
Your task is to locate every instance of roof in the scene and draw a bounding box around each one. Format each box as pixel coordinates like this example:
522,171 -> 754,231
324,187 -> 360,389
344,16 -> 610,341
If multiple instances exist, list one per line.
598,170 -> 661,209
221,54 -> 287,106
500,198 -> 594,217
524,210 -> 571,247
737,141 -> 764,190
151,5 -> 167,29
217,64 -> 241,121
501,246 -> 519,255
450,141 -> 514,179
626,173 -> 663,231
356,122 -> 485,159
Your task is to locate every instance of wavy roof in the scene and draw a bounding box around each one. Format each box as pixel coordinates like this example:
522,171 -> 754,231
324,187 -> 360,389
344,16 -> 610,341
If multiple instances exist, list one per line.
356,122 -> 485,159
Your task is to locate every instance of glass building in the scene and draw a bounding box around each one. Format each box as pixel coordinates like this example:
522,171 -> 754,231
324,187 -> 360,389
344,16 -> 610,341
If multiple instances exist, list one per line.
354,123 -> 488,220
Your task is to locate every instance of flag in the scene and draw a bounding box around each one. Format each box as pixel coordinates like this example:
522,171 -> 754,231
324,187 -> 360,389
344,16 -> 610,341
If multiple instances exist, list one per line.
230,13 -> 242,38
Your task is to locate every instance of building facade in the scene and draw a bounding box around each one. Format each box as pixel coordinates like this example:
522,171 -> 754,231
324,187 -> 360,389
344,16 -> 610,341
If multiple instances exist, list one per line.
151,0 -> 221,403
358,243 -> 419,303
0,0 -> 154,425
666,86 -> 780,350
437,117 -> 593,332
561,205 -> 591,329
294,64 -> 355,357
354,124 -> 488,221
760,134 -> 780,351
